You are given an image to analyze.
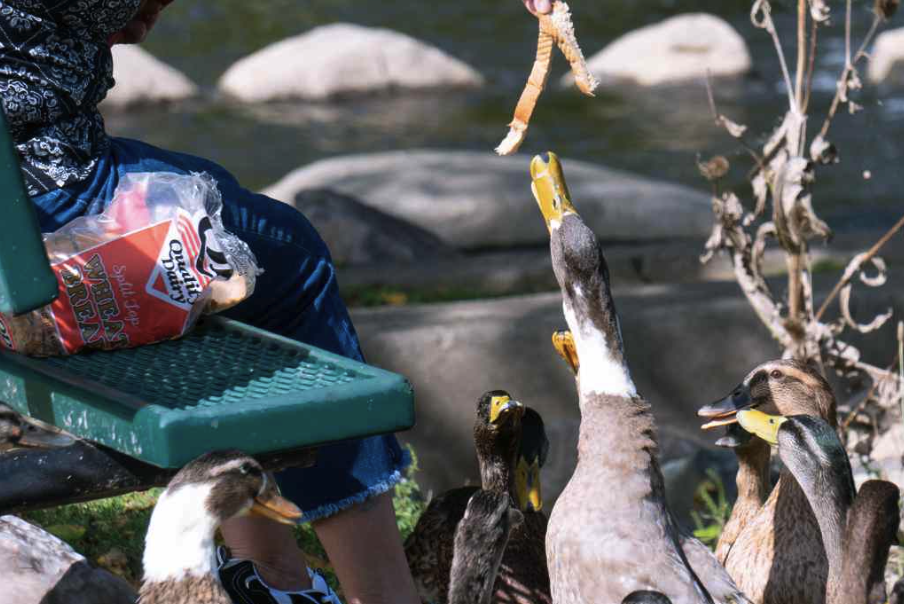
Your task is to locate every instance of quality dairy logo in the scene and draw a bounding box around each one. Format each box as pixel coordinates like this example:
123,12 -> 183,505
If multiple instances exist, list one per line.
146,210 -> 215,310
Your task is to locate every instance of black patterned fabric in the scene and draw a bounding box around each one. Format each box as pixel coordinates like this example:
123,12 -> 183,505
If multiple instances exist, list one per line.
0,0 -> 140,195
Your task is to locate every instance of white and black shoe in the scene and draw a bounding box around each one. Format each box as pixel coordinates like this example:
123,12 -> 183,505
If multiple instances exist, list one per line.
217,546 -> 343,604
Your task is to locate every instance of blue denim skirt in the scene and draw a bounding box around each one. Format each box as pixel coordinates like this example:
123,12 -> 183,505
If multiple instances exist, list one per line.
30,137 -> 409,521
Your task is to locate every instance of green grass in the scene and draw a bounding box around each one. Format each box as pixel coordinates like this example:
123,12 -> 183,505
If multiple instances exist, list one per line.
690,468 -> 733,549
22,446 -> 427,591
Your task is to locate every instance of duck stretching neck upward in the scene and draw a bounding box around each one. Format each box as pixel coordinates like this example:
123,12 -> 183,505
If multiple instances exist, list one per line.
532,153 -> 636,401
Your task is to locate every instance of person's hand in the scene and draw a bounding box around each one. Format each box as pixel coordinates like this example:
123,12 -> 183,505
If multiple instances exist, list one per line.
108,0 -> 174,46
522,0 -> 553,16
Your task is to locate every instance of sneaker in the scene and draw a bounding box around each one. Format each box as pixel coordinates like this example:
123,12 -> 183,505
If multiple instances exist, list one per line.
217,546 -> 343,604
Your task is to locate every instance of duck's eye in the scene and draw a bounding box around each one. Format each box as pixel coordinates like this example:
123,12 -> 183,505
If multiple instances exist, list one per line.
239,463 -> 259,475
770,370 -> 783,379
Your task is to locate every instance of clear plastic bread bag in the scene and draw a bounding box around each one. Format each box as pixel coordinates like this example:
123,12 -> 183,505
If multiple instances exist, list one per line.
0,172 -> 260,356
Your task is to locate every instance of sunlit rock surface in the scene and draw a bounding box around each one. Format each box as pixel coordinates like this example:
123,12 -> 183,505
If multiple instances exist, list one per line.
0,515 -> 136,604
102,45 -> 198,109
565,13 -> 751,88
264,150 -> 713,250
869,27 -> 904,84
218,24 -> 484,102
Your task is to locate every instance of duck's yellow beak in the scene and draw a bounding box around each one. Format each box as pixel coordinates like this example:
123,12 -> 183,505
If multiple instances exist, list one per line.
250,489 -> 304,525
551,329 -> 579,374
515,456 -> 543,512
737,409 -> 787,446
489,395 -> 525,425
531,152 -> 577,232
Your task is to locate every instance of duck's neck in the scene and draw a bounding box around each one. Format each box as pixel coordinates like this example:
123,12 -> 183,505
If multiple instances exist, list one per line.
476,438 -> 517,494
562,293 -> 637,401
717,440 -> 771,560
779,465 -> 852,578
142,484 -> 220,584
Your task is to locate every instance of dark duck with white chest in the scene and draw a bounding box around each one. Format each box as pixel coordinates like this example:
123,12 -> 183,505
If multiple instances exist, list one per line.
533,152 -> 748,604
138,450 -> 302,604
406,391 -> 553,604
736,410 -> 900,604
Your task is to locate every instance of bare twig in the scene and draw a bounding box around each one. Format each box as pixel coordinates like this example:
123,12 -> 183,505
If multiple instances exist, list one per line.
753,0 -> 798,112
795,0 -> 807,111
816,214 -> 904,320
818,13 -> 882,139
840,360 -> 896,432
803,17 -> 819,111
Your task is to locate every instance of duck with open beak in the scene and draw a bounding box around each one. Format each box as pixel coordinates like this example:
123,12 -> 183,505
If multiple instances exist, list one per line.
696,359 -> 841,604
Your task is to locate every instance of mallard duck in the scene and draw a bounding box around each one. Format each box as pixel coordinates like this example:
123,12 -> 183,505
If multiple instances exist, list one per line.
0,403 -> 75,450
698,359 -> 839,604
736,410 -> 900,604
406,390 -> 552,604
138,450 -> 302,604
448,490 -> 523,604
533,152 -> 748,604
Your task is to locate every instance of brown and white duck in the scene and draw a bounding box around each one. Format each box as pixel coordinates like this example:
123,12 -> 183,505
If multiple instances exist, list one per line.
406,391 -> 553,604
736,410 -> 900,604
533,152 -> 748,604
138,450 -> 302,604
448,489 -> 523,604
698,359 -> 839,604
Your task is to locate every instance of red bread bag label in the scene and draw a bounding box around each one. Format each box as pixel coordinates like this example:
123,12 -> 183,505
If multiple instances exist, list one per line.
49,211 -> 215,354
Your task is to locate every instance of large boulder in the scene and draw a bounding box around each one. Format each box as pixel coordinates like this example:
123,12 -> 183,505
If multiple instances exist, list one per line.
565,13 -> 751,88
352,273 -> 904,510
869,27 -> 904,84
292,188 -> 457,266
218,24 -> 483,102
102,45 -> 198,109
264,150 -> 714,251
0,515 -> 137,604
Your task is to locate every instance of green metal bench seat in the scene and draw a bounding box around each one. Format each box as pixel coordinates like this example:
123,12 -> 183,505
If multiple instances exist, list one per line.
0,110 -> 414,479
0,317 -> 415,468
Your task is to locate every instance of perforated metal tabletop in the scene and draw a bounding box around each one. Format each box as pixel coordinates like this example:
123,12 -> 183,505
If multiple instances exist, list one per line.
0,317 -> 415,468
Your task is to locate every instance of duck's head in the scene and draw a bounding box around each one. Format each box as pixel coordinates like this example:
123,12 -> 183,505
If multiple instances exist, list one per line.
514,407 -> 549,512
737,410 -> 853,499
0,404 -> 76,450
143,450 -> 301,583
699,359 -> 837,447
476,390 -> 525,434
531,153 -> 635,398
474,391 -> 525,490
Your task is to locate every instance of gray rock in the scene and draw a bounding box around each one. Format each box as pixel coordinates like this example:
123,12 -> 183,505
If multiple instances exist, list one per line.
869,27 -> 904,84
292,188 -> 457,266
264,150 -> 714,251
218,24 -> 483,102
0,515 -> 137,604
102,45 -> 198,109
352,272 -> 904,506
564,13 -> 751,88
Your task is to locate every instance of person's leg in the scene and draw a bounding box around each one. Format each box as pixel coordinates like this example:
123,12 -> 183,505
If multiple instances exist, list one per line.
312,492 -> 420,604
62,138 -> 421,603
219,515 -> 312,591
